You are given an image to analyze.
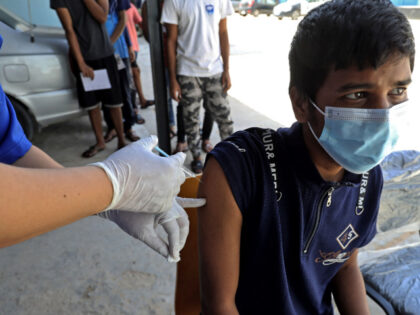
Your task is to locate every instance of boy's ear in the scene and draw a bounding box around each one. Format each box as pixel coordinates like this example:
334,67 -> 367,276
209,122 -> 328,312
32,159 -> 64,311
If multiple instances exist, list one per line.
290,86 -> 310,123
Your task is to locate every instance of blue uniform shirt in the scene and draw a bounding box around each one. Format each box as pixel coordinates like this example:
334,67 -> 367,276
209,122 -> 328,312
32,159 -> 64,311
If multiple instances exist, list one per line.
106,0 -> 131,59
209,123 -> 382,315
0,35 -> 32,164
0,85 -> 32,164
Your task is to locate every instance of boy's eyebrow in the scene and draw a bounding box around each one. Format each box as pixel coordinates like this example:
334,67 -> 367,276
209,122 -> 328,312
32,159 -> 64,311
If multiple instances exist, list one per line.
337,78 -> 412,92
337,83 -> 375,92
394,78 -> 412,86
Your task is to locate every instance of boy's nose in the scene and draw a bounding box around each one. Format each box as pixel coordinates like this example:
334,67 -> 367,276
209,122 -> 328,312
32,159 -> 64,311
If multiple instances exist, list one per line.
370,96 -> 392,109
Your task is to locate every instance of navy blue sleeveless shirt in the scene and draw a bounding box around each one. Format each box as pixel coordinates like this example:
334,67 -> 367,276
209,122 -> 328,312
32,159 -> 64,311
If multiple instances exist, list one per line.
208,123 -> 382,315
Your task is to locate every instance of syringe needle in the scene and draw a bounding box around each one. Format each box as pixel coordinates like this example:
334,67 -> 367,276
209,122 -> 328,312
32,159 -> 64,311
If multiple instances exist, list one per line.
154,146 -> 197,178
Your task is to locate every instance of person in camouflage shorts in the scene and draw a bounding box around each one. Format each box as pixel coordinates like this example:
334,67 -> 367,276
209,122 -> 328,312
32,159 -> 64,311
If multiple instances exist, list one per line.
162,0 -> 235,173
177,74 -> 233,160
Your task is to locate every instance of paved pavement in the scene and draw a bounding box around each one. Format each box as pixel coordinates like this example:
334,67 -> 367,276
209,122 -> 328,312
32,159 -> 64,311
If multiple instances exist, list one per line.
4,13 -> 420,314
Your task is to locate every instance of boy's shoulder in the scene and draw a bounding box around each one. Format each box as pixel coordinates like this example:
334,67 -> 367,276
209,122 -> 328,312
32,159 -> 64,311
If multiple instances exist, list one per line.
219,128 -> 275,155
216,125 -> 300,158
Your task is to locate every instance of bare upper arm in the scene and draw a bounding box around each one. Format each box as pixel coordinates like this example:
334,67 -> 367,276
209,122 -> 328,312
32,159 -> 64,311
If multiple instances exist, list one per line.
140,2 -> 149,41
331,249 -> 361,292
338,249 -> 359,272
13,146 -> 62,169
198,156 -> 242,314
331,249 -> 370,314
165,23 -> 178,44
219,17 -> 227,34
117,9 -> 127,25
55,7 -> 74,33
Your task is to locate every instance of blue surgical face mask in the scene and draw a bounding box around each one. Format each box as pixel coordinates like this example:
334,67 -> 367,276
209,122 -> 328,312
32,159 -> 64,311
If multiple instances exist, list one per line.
307,99 -> 409,174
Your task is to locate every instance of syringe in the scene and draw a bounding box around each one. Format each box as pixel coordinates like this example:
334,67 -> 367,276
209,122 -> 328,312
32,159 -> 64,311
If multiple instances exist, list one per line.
154,146 -> 197,178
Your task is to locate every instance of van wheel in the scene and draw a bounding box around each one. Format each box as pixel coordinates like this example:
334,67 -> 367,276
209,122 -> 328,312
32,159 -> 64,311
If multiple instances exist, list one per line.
10,98 -> 36,140
291,10 -> 300,20
253,9 -> 260,17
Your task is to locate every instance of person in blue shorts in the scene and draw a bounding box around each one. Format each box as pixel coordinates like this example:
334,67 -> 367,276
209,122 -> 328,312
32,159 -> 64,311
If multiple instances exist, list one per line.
0,31 -> 204,260
198,0 -> 414,314
102,0 -> 143,143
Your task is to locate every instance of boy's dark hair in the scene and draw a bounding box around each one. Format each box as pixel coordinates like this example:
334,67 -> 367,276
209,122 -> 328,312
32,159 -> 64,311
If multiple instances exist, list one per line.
289,0 -> 415,100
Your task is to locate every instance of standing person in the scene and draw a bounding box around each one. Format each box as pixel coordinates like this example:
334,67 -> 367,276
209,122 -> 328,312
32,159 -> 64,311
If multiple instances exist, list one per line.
103,0 -> 142,143
51,0 -> 127,158
162,0 -> 234,174
125,2 -> 155,110
173,96 -> 215,154
198,0 -> 414,314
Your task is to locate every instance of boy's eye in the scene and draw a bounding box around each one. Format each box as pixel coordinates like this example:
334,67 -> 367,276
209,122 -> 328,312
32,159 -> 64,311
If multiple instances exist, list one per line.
344,92 -> 366,100
389,87 -> 406,96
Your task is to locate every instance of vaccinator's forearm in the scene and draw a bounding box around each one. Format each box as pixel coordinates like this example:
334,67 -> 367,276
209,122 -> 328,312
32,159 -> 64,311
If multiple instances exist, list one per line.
0,164 -> 112,248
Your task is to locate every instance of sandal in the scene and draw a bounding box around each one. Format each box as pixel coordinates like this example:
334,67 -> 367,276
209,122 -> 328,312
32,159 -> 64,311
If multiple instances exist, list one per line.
126,130 -> 140,142
117,142 -> 127,150
136,113 -> 145,124
82,145 -> 105,158
172,141 -> 188,154
104,129 -> 117,143
140,100 -> 155,109
191,159 -> 203,174
170,126 -> 176,139
201,140 -> 214,153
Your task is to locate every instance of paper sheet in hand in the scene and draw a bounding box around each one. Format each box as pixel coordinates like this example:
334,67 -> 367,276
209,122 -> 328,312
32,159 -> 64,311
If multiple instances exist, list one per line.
80,69 -> 111,92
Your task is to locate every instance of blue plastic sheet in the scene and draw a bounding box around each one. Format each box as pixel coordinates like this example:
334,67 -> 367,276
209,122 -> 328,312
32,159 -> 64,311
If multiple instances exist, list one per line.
379,150 -> 420,232
361,243 -> 420,315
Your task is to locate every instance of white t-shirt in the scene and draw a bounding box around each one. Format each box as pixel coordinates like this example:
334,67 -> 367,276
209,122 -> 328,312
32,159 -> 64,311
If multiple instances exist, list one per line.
161,0 -> 233,77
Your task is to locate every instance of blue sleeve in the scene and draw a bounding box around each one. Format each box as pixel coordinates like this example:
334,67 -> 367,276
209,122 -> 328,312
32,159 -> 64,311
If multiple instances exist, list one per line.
117,0 -> 130,11
124,27 -> 131,47
0,86 -> 32,164
206,131 -> 259,214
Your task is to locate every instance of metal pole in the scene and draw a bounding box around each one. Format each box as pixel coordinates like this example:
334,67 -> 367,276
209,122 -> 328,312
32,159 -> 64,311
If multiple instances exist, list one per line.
27,0 -> 35,42
146,0 -> 171,154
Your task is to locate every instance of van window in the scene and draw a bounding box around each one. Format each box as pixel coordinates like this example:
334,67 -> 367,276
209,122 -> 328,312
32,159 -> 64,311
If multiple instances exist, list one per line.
0,0 -> 61,28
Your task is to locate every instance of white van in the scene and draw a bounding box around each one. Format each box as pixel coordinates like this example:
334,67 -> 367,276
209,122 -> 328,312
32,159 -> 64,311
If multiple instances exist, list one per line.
273,0 -> 330,20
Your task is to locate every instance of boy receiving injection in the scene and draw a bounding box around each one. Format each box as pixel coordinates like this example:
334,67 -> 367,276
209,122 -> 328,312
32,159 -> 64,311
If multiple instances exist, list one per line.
198,0 -> 414,314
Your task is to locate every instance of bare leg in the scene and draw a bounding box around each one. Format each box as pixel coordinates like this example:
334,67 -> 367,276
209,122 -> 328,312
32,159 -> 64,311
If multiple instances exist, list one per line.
108,107 -> 126,149
87,106 -> 105,148
132,66 -> 148,106
81,106 -> 106,158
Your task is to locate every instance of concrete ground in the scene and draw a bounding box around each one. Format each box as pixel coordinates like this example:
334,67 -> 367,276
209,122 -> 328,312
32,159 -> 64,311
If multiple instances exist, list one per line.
3,13 -> 420,315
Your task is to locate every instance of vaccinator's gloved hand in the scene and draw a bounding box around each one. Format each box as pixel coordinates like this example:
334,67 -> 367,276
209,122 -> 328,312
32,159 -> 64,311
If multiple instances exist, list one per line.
91,136 -> 186,214
99,197 -> 206,262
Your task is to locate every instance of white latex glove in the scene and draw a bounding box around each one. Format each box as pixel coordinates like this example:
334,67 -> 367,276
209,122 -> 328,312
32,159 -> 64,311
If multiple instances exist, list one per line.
99,197 -> 206,262
91,135 -> 186,214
